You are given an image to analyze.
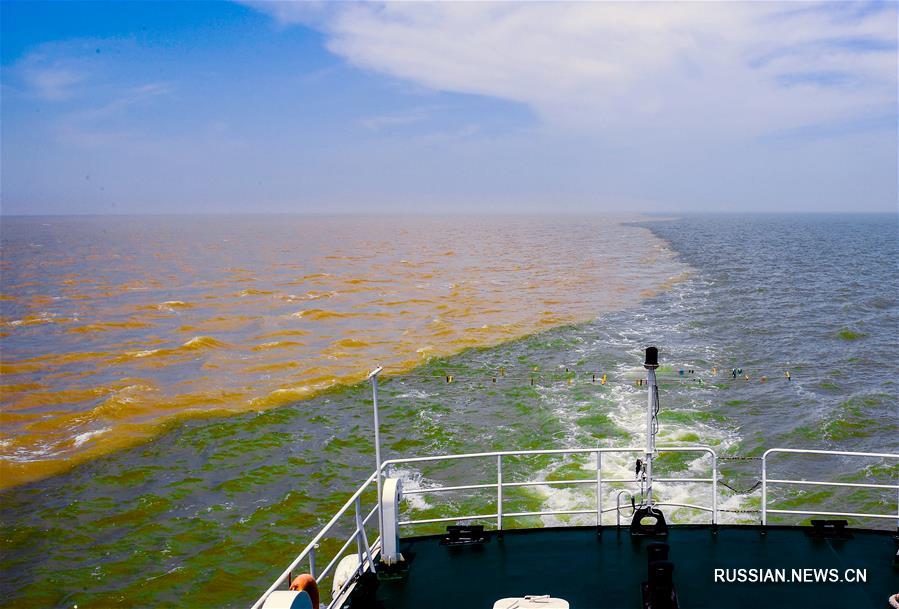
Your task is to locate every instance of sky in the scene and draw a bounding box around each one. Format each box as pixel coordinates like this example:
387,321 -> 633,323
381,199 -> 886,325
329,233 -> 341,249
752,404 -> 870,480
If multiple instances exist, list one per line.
1,1 -> 896,215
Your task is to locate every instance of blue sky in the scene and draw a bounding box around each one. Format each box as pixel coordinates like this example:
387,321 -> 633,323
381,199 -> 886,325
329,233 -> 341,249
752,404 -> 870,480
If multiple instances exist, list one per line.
1,1 -> 896,214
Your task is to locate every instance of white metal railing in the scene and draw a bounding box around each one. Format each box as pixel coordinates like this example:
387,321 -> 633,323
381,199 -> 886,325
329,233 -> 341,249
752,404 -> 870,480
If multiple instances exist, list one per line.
253,446 -> 899,609
761,448 -> 899,526
383,446 -> 718,530
250,445 -> 716,609
249,470 -> 381,609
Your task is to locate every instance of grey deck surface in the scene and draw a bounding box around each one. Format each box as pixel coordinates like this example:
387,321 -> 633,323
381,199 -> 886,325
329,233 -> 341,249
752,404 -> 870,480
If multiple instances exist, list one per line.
377,525 -> 898,609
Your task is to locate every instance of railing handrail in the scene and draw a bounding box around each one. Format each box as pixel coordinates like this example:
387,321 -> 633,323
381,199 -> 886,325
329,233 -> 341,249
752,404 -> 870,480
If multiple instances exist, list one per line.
382,445 -> 718,530
380,445 -> 715,468
254,445 -> 899,609
251,445 -> 720,609
381,447 -> 718,522
251,445 -> 717,609
251,444 -> 899,609
393,446 -> 718,529
761,448 -> 899,527
249,470 -> 380,609
762,447 -> 899,460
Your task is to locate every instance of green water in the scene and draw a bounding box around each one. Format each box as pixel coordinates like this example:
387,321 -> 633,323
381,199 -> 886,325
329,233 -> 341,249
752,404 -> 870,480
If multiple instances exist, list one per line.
2,214 -> 897,608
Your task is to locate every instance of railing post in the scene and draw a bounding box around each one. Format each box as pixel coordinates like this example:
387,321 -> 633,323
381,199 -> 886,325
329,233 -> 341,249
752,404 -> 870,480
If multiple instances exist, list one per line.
595,451 -> 602,527
711,451 -> 718,526
616,490 -> 631,528
497,455 -> 504,531
761,453 -> 767,527
354,497 -> 365,569
354,497 -> 376,574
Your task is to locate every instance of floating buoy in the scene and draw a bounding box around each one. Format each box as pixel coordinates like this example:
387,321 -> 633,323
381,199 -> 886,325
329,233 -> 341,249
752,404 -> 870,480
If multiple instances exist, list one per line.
289,574 -> 320,608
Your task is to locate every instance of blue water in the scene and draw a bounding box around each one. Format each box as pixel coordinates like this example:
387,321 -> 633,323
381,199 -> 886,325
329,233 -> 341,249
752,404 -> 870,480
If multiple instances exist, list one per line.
1,213 -> 897,609
643,214 -> 898,455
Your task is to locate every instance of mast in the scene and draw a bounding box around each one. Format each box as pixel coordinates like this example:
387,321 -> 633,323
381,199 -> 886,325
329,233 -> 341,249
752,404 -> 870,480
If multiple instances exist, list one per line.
644,347 -> 660,507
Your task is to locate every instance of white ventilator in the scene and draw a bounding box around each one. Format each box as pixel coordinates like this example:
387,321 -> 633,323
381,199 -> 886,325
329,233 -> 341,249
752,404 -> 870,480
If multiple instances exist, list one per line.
260,590 -> 313,609
493,596 -> 570,609
381,477 -> 403,564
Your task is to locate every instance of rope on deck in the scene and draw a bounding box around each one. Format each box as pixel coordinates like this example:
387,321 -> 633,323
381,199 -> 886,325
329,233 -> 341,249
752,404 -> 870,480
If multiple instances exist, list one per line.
718,479 -> 762,495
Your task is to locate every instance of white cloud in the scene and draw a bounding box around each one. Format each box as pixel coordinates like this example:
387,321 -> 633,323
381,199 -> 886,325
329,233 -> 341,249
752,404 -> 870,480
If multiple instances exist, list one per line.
248,1 -> 897,138
360,106 -> 433,130
21,63 -> 87,101
78,81 -> 175,120
6,39 -> 177,151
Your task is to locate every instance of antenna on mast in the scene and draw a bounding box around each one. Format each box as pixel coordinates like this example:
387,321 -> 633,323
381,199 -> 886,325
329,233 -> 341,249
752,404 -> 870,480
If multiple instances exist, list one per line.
644,347 -> 660,508
631,347 -> 668,536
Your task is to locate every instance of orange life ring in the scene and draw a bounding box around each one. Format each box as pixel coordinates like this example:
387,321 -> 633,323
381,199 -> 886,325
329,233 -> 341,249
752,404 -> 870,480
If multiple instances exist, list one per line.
289,573 -> 320,607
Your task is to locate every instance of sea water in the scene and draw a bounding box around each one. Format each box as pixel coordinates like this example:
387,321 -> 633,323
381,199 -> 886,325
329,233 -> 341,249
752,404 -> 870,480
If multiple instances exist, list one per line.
0,213 -> 896,608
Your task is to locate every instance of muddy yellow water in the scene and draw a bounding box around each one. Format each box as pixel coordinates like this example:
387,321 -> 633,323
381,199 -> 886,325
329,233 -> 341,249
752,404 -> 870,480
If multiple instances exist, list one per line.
0,215 -> 681,489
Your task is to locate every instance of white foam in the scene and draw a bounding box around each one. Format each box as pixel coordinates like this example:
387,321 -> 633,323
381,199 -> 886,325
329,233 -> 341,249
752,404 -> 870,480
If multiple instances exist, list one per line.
395,388 -> 433,400
390,467 -> 433,511
515,353 -> 751,526
73,427 -> 111,448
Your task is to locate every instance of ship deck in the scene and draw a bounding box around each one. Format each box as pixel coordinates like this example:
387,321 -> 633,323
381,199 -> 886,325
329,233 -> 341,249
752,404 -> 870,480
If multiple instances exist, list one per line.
375,525 -> 898,609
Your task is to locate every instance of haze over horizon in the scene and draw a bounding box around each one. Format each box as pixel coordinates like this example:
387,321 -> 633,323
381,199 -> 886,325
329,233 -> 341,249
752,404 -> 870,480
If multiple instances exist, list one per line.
1,1 -> 897,215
